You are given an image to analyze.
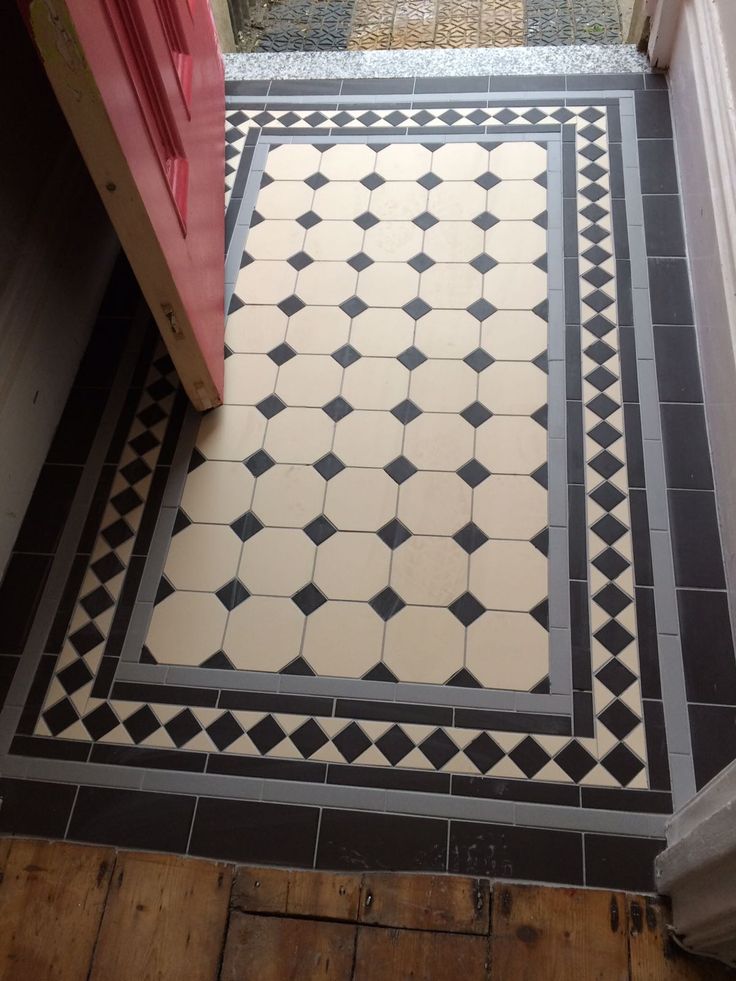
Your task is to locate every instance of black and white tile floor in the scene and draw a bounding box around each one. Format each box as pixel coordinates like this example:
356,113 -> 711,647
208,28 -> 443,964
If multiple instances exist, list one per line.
1,73 -> 734,891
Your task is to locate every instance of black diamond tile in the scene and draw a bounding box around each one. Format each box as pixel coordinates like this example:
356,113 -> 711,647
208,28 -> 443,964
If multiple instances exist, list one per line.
475,171 -> 500,190
467,299 -> 496,322
592,547 -> 630,580
590,420 -> 621,449
155,576 -> 175,606
91,552 -> 124,583
165,708 -> 202,748
582,225 -> 609,245
277,294 -> 306,316
531,463 -> 548,489
57,658 -> 93,695
599,699 -> 640,740
80,585 -> 114,619
447,668 -> 481,689
305,172 -> 329,190
377,519 -> 412,549
287,251 -> 314,271
530,599 -> 549,630
296,211 -> 321,229
268,342 -> 297,366
533,211 -> 548,229
523,108 -> 545,124
583,265 -> 613,289
417,172 -> 442,190
532,300 -> 549,322
453,522 -> 489,555
69,621 -> 104,656
82,703 -> 119,741
216,578 -> 250,611
334,721 -> 371,763
101,518 -> 134,549
461,402 -> 492,427
583,244 -> 612,266
120,457 -> 151,486
304,515 -> 337,545
172,510 -> 191,536
587,393 -> 618,420
592,513 -> 627,546
361,172 -> 385,190
495,108 -> 518,124
230,511 -> 263,542
403,298 -> 432,320
376,724 -> 414,764
370,587 -> 405,621
580,123 -> 605,142
472,211 -> 499,231
363,662 -> 398,683
594,583 -> 632,618
245,450 -> 275,477
391,399 -> 422,424
129,430 -> 159,456
248,714 -> 286,754
597,659 -> 637,697
457,459 -> 491,488
600,743 -> 645,786
384,456 -> 417,484
257,394 -> 287,419
354,212 -> 379,230
470,253 -> 498,274
408,253 -> 435,273
413,212 -> 439,230
207,711 -> 244,751
464,348 -> 494,372
595,619 -> 635,655
554,741 -> 596,782
419,729 -> 458,769
509,736 -> 550,778
590,481 -> 626,512
111,486 -> 143,516
531,529 -> 549,556
449,592 -> 484,626
397,346 -> 427,370
348,252 -> 374,272
313,453 -> 345,480
123,705 -> 160,744
291,719 -> 329,758
590,450 -> 624,479
281,657 -> 315,677
532,405 -> 548,430
586,339 -> 615,364
332,344 -> 361,367
202,650 -> 234,670
581,183 -> 607,204
463,732 -> 504,774
323,396 -> 353,422
292,582 -> 327,615
340,296 -> 369,318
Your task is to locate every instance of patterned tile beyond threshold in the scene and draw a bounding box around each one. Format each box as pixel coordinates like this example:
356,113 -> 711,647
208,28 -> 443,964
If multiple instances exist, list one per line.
1,75 -> 733,893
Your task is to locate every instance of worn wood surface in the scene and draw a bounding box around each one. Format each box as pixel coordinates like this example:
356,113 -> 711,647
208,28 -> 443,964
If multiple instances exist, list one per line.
221,912 -> 357,980
89,851 -> 231,981
288,870 -> 362,921
354,926 -> 490,980
628,895 -> 736,980
230,866 -> 290,914
0,839 -> 113,981
491,883 -> 629,981
361,872 -> 489,934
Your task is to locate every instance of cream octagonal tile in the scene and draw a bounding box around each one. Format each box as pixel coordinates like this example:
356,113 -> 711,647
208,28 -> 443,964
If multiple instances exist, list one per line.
275,355 -> 343,407
264,407 -> 335,464
236,261 -> 297,305
384,606 -> 465,684
302,601 -> 384,677
398,472 -> 471,535
314,531 -> 390,600
409,360 -> 477,412
488,141 -> 547,180
313,182 -> 370,220
164,524 -> 241,591
469,540 -> 547,611
238,527 -> 315,596
485,221 -> 547,263
414,310 -> 480,358
350,308 -> 415,356
475,416 -> 547,475
356,263 -> 419,306
265,143 -> 322,180
325,468 -> 398,531
370,182 -> 427,221
466,610 -> 548,689
391,536 -> 468,606
146,592 -> 226,666
481,310 -> 547,361
424,222 -> 484,262
320,144 -> 377,180
180,461 -> 254,524
226,305 -> 287,354
483,264 -> 547,310
478,362 -> 547,415
431,142 -> 490,180
223,595 -> 304,671
333,410 -> 404,467
251,464 -> 326,527
342,358 -> 409,409
225,354 -> 279,406
256,181 -> 314,219
295,261 -> 357,305
486,181 -> 547,220
244,220 -> 305,260
473,475 -> 548,540
374,143 -> 432,180
363,221 -> 424,261
427,183 -> 486,220
303,220 -> 364,260
403,413 -> 474,471
286,306 -> 351,354
196,405 -> 267,462
419,263 -> 483,309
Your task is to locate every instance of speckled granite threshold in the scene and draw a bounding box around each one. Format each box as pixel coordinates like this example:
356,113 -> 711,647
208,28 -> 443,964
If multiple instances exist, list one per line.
223,44 -> 651,80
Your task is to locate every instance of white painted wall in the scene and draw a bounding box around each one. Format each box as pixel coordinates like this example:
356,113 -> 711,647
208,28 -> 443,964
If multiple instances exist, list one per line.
0,6 -> 117,576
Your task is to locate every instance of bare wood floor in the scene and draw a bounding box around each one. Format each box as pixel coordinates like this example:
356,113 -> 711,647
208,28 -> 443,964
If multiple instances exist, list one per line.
0,837 -> 733,980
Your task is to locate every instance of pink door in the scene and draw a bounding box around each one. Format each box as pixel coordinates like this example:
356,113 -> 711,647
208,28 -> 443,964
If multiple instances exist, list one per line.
20,0 -> 225,410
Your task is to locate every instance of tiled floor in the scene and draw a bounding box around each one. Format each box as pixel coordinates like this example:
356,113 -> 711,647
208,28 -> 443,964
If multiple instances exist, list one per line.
242,0 -> 621,53
1,72 -> 735,892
